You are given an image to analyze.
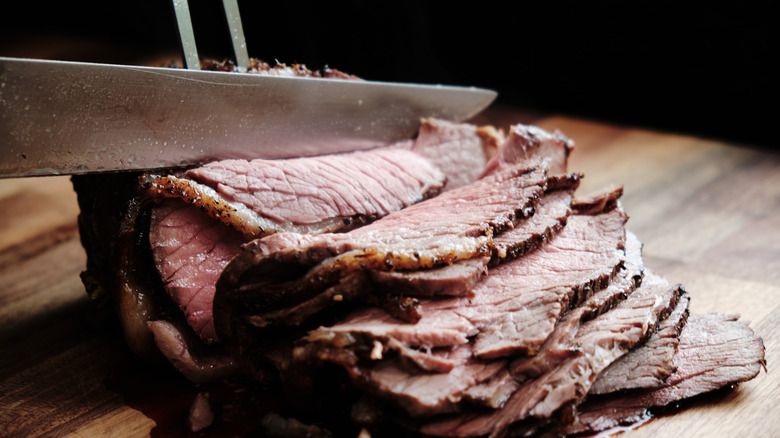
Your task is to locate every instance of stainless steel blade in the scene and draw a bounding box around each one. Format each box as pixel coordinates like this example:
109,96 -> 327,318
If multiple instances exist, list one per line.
0,57 -> 496,178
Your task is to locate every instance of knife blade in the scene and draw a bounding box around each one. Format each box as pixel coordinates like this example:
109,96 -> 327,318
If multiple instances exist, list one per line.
0,57 -> 496,178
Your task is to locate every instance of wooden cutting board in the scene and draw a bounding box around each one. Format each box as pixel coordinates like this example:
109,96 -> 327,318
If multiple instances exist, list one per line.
0,111 -> 777,437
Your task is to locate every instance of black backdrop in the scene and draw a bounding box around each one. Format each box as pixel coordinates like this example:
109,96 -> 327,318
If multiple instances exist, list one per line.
1,1 -> 776,147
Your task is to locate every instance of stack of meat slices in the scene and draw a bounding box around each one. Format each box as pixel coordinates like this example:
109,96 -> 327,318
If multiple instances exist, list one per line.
73,119 -> 765,437
74,118 -> 500,383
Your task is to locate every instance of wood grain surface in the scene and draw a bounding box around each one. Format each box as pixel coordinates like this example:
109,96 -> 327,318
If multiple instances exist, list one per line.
0,111 -> 777,437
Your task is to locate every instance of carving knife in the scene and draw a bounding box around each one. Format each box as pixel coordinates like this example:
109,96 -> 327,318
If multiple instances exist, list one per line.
0,56 -> 497,178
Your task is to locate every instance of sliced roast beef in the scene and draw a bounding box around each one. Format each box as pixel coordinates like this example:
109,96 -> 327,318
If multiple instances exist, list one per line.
460,368 -> 519,411
367,176 -> 581,298
421,273 -> 683,437
572,184 -> 624,215
74,172 -> 176,361
300,202 -> 625,364
589,295 -> 691,394
510,230 -> 645,381
489,187 -> 575,266
522,273 -> 682,420
369,256 -> 490,298
380,229 -> 644,413
214,123 -> 574,326
466,231 -> 644,410
510,293 -> 692,438
214,161 -> 548,346
74,129 -> 498,380
479,124 -> 573,178
403,118 -> 503,191
149,201 -> 246,344
75,178 -> 241,378
234,161 -> 546,272
554,313 -> 766,437
467,206 -> 626,359
72,118 -> 767,437
149,147 -> 447,239
285,203 -> 627,420
147,147 -> 448,346
361,344 -> 506,417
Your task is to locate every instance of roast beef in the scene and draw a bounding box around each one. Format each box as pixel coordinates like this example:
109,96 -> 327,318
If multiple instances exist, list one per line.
147,120 -> 548,380
356,344 -> 507,417
216,121 -> 574,347
145,118 -> 504,352
74,172 -> 169,361
285,194 -> 626,418
369,226 -> 637,417
508,291 -> 692,438
510,229 -> 644,380
468,230 -> 645,409
489,187 -> 576,266
589,295 -> 691,394
156,147 -> 446,239
571,184 -> 623,215
149,201 -> 246,344
521,274 -> 681,419
420,273 -> 684,437
552,313 -> 766,437
368,256 -> 491,298
73,124 -> 488,378
213,160 -> 549,350
403,118 -> 503,191
479,124 -> 573,177
298,191 -> 622,360
467,205 -> 626,360
72,118 -> 766,437
148,148 -> 447,344
365,177 -> 581,299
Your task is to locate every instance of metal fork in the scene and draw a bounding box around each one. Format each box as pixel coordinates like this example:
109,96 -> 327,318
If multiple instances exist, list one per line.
171,0 -> 250,71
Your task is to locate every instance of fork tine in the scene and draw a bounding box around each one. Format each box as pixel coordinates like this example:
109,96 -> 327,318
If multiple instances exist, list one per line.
222,0 -> 250,71
171,0 -> 201,70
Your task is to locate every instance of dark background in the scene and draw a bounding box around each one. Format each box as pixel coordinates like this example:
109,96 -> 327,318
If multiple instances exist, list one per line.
1,1 -> 776,147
